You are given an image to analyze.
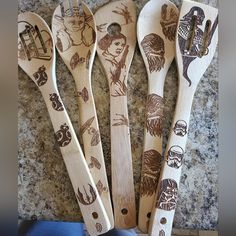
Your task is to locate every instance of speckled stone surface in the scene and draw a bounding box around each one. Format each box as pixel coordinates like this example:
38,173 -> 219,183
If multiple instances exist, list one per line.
18,0 -> 218,230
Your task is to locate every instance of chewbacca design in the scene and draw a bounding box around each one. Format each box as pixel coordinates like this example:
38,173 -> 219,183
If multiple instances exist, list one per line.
140,149 -> 162,197
55,123 -> 72,147
145,94 -> 164,137
49,93 -> 64,111
156,179 -> 178,211
141,33 -> 165,73
178,7 -> 218,86
33,65 -> 48,86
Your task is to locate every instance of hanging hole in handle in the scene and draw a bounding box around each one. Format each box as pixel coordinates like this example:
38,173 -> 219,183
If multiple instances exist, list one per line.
121,208 -> 128,215
107,23 -> 122,36
92,212 -> 98,219
160,217 -> 167,225
147,212 -> 151,219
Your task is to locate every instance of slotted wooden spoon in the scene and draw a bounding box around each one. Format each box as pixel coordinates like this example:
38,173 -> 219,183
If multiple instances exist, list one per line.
18,12 -> 111,235
51,0 -> 114,228
149,1 -> 218,236
137,0 -> 179,233
95,0 -> 137,229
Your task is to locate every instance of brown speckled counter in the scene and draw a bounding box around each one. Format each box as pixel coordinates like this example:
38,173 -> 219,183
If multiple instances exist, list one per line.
18,0 -> 218,230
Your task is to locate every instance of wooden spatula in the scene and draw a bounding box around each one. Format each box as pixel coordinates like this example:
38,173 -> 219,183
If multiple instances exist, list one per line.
148,1 -> 218,236
18,12 -> 111,235
51,0 -> 114,228
95,0 -> 137,229
137,0 -> 179,233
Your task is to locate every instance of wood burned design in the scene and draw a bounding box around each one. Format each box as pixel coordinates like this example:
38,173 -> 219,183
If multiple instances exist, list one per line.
140,149 -> 162,197
112,113 -> 129,127
156,179 -> 178,211
18,21 -> 52,61
86,50 -> 91,69
96,180 -> 108,195
178,7 -> 218,86
33,65 -> 48,87
159,230 -> 165,236
112,3 -> 133,25
78,87 -> 89,102
141,33 -> 165,73
55,123 -> 72,147
70,52 -> 85,70
166,145 -> 184,169
145,94 -> 164,137
98,30 -> 128,97
54,7 -> 96,52
97,23 -> 107,32
80,116 -> 101,146
49,93 -> 64,111
173,120 -> 187,137
160,4 -> 178,41
76,184 -> 97,205
95,223 -> 102,233
88,156 -> 101,170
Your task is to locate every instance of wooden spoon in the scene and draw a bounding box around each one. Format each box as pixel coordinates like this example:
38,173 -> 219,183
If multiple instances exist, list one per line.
18,12 -> 111,235
51,0 -> 114,228
95,0 -> 137,229
149,1 -> 218,236
137,0 -> 179,233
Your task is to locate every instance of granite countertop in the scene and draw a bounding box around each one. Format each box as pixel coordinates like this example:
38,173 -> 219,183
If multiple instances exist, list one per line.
18,0 -> 218,231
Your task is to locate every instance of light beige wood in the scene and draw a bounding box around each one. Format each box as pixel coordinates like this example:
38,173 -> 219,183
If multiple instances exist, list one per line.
51,1 -> 114,229
148,1 -> 218,236
18,12 -> 111,235
95,0 -> 137,229
137,0 -> 179,233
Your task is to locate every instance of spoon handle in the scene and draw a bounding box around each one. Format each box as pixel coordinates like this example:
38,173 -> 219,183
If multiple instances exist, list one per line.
40,74 -> 111,235
74,70 -> 114,228
149,84 -> 195,236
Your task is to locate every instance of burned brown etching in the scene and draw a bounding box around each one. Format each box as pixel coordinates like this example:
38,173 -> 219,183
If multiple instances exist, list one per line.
49,93 -> 64,111
33,65 -> 48,86
88,156 -> 101,170
96,180 -> 108,195
173,120 -> 187,137
166,145 -> 184,169
76,184 -> 97,205
141,34 -> 165,73
156,179 -> 178,211
95,223 -> 102,233
97,23 -> 107,32
86,50 -> 91,69
78,87 -> 89,102
55,123 -> 72,147
70,52 -> 85,70
98,33 -> 128,97
160,4 -> 178,41
178,7 -> 218,86
145,94 -> 164,137
159,230 -> 165,236
112,3 -> 133,25
80,116 -> 100,146
112,113 -> 129,127
54,6 -> 96,52
18,21 -> 52,61
140,150 -> 162,197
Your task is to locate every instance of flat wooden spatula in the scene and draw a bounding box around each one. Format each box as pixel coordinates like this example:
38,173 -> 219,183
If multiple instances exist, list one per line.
95,0 -> 137,229
137,0 -> 179,232
149,1 -> 218,236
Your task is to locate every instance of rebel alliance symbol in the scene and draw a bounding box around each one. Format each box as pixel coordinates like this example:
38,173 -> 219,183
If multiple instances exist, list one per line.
50,93 -> 64,111
76,184 -> 97,205
33,65 -> 48,86
166,145 -> 184,169
156,179 -> 178,211
173,120 -> 187,137
55,123 -> 72,147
